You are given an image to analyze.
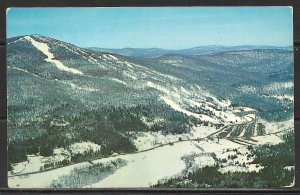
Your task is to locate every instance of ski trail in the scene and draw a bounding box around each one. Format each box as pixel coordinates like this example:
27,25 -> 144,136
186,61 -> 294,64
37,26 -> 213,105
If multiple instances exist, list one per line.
24,36 -> 84,75
160,96 -> 217,123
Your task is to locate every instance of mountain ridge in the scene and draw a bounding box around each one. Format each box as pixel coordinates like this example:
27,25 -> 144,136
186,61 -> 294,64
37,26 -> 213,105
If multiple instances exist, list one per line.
8,34 -> 292,58
88,45 -> 293,58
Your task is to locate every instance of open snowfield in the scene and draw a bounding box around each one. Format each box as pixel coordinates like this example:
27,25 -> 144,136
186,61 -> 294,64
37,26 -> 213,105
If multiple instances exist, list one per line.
9,141 -> 101,176
6,139 -> 228,188
130,126 -> 218,151
260,118 -> 294,134
8,129 -> 283,188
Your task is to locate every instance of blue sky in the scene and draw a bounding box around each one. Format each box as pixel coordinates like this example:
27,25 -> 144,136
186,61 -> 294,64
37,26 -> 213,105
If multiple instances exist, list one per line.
7,7 -> 293,49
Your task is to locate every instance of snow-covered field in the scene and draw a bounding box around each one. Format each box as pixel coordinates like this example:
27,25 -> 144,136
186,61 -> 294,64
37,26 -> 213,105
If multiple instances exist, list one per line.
10,148 -> 71,176
129,126 -> 218,151
8,130 -> 284,188
259,118 -> 294,134
9,141 -> 101,176
68,142 -> 101,155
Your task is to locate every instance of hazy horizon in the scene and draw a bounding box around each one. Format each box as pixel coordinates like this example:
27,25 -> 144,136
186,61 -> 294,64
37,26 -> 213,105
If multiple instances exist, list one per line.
7,34 -> 293,50
7,7 -> 293,49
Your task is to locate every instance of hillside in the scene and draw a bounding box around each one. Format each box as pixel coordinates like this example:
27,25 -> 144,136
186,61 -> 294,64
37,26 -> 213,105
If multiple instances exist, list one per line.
7,35 -> 294,188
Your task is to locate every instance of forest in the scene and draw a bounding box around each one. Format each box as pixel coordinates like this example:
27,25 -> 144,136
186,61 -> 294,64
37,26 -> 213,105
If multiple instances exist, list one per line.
152,131 -> 294,188
8,102 -> 192,169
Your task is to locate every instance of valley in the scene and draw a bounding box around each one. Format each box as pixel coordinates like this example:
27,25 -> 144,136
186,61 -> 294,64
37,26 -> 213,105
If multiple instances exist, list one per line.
7,35 -> 294,188
8,117 -> 292,188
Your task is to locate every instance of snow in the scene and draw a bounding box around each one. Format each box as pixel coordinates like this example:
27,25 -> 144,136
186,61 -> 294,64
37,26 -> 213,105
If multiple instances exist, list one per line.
50,119 -> 69,127
60,45 -> 107,69
123,61 -> 133,68
150,70 -> 179,81
37,36 -> 101,65
9,141 -> 199,188
7,37 -> 26,45
244,114 -> 255,122
140,117 -> 164,128
130,126 -> 218,151
268,95 -> 294,101
251,134 -> 283,145
146,81 -> 252,125
10,148 -> 71,176
209,96 -> 231,108
9,142 -> 101,178
8,129 -> 286,188
136,65 -> 179,81
191,126 -> 219,138
9,137 -> 242,188
196,139 -> 242,153
87,137 -> 266,187
77,48 -> 99,63
85,141 -> 201,188
240,107 -> 257,112
123,71 -> 138,80
111,78 -> 128,85
247,164 -> 264,172
59,80 -> 97,92
9,66 -> 40,78
103,54 -> 119,61
147,81 -> 170,94
240,83 -> 294,102
181,87 -> 192,95
131,131 -> 178,151
219,166 -> 247,173
146,81 -> 251,125
284,166 -> 294,171
161,96 -> 196,116
219,163 -> 264,174
51,148 -> 71,162
185,99 -> 202,107
239,85 -> 257,93
214,146 -> 264,174
24,36 -> 84,75
12,155 -> 44,175
161,96 -> 217,123
9,161 -> 89,188
193,155 -> 216,169
201,104 -> 244,124
161,59 -> 183,64
259,118 -> 293,134
264,81 -> 294,91
53,148 -> 70,156
68,142 -> 101,155
107,54 -> 118,61
10,141 -> 101,177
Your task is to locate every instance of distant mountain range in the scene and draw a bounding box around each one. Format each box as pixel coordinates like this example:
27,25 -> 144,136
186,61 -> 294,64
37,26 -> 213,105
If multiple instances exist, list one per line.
88,45 -> 293,58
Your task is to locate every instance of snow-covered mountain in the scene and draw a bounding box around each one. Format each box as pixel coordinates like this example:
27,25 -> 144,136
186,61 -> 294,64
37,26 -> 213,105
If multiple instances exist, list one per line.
8,35 -> 258,127
7,35 -> 294,188
89,45 -> 293,58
